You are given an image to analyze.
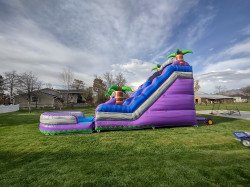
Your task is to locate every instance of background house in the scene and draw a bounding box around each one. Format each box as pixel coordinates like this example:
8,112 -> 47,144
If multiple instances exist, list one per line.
55,89 -> 86,105
14,88 -> 86,109
233,97 -> 248,103
14,88 -> 63,108
221,89 -> 249,103
195,92 -> 234,104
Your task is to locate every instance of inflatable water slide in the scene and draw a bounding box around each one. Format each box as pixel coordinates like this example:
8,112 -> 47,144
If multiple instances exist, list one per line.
95,59 -> 196,131
39,49 -> 211,135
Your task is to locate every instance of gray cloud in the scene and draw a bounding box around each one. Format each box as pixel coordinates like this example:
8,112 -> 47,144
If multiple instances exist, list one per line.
0,0 -> 198,87
196,58 -> 250,93
196,70 -> 250,93
111,59 -> 155,88
1,0 -> 248,93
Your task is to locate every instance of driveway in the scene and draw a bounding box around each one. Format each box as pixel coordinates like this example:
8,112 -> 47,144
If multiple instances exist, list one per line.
196,110 -> 250,120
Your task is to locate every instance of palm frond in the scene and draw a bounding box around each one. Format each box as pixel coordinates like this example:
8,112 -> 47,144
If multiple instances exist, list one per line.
106,85 -> 118,96
151,64 -> 161,71
109,85 -> 118,91
105,89 -> 115,96
167,53 -> 176,58
105,91 -> 109,97
176,49 -> 182,54
182,50 -> 193,55
151,66 -> 157,71
122,86 -> 133,92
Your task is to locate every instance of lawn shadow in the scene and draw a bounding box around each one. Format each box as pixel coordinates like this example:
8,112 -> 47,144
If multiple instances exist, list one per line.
0,111 -> 40,128
196,114 -> 241,126
1,143 -> 250,187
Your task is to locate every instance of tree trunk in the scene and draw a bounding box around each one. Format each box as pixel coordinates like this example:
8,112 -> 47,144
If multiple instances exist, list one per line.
66,92 -> 69,104
176,54 -> 184,65
27,93 -> 31,113
114,91 -> 123,105
10,87 -> 14,104
28,100 -> 31,113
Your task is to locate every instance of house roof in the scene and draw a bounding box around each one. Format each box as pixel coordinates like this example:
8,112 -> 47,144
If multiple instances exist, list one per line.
15,88 -> 63,100
196,93 -> 234,100
40,91 -> 63,100
55,89 -> 85,94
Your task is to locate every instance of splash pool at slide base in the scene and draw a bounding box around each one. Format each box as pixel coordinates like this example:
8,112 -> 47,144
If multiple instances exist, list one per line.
39,112 -> 94,135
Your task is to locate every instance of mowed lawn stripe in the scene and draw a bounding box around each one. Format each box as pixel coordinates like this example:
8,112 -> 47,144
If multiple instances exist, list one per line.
0,107 -> 249,186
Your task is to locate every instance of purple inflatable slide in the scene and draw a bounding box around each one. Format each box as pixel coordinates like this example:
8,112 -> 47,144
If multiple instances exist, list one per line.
39,53 -> 208,135
95,60 -> 197,131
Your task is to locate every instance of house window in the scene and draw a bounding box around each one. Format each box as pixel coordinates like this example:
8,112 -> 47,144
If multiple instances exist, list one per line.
77,94 -> 84,103
31,96 -> 38,102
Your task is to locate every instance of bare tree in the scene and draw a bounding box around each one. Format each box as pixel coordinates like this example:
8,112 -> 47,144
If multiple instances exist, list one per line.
0,75 -> 4,95
103,72 -> 127,88
93,76 -> 107,104
4,71 -> 18,103
215,85 -> 227,94
194,80 -> 201,92
115,72 -> 127,87
60,68 -> 74,105
17,72 -> 42,112
103,72 -> 115,88
83,87 -> 94,105
241,86 -> 250,103
241,86 -> 250,96
45,83 -> 53,89
71,79 -> 85,90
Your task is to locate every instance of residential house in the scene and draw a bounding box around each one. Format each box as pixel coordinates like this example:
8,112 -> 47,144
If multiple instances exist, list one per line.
14,88 -> 86,109
221,89 -> 249,102
14,88 -> 63,108
233,97 -> 248,103
195,92 -> 234,104
55,89 -> 86,105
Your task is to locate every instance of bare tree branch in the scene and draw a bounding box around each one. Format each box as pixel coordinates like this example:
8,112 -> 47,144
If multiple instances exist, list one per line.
241,86 -> 250,96
214,85 -> 227,94
103,72 -> 127,87
194,80 -> 200,92
4,71 -> 18,103
0,74 -> 4,95
115,72 -> 127,87
16,72 -> 42,112
60,68 -> 74,105
103,72 -> 115,88
71,79 -> 85,90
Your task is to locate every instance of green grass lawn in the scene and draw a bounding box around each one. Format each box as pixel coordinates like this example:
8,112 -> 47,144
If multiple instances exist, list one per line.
195,102 -> 250,111
0,107 -> 250,186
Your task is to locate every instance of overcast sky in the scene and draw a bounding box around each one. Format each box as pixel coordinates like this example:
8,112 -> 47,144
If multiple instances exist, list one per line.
0,0 -> 250,93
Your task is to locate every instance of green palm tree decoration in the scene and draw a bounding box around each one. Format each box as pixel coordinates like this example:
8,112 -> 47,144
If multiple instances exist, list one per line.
151,64 -> 161,71
105,85 -> 133,105
105,89 -> 115,97
167,49 -> 192,65
106,85 -> 132,96
167,49 -> 193,58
